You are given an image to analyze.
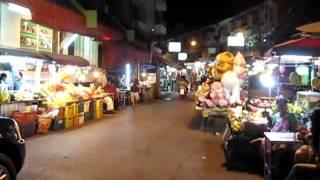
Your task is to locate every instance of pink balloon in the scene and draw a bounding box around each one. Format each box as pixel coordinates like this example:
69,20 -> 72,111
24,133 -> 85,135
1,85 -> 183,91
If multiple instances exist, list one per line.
205,99 -> 214,107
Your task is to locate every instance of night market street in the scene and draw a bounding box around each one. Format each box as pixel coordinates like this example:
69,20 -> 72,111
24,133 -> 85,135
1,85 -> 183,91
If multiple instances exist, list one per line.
18,97 -> 262,180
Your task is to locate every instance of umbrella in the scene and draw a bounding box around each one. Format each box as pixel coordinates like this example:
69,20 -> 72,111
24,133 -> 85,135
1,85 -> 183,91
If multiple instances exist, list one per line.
296,22 -> 320,33
265,37 -> 320,57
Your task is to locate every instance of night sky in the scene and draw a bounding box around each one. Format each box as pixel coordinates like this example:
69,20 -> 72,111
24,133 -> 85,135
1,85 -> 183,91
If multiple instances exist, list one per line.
165,0 -> 264,36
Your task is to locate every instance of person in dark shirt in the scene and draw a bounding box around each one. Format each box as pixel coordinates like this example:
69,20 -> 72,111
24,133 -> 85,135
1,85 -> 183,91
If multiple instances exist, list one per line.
130,78 -> 140,108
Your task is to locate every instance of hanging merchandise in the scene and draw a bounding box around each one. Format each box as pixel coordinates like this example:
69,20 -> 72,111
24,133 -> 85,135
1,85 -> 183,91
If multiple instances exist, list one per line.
195,51 -> 248,107
289,72 -> 302,86
279,64 -> 285,74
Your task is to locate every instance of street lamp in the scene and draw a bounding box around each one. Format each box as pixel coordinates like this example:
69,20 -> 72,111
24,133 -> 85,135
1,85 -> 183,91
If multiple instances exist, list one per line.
190,40 -> 197,47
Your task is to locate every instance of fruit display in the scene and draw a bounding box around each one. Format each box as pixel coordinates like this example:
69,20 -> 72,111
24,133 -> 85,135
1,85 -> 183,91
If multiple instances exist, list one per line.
0,84 -> 10,102
289,72 -> 302,86
40,82 -> 106,108
40,83 -> 76,107
227,110 -> 243,132
287,102 -> 308,119
311,76 -> 320,90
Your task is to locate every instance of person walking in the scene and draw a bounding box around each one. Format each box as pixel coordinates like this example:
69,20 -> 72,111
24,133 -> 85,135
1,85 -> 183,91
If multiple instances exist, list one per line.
130,78 -> 140,109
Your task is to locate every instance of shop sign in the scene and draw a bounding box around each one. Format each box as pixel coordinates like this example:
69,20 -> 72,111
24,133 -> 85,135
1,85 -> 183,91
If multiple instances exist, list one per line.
20,19 -> 53,52
227,36 -> 245,47
168,42 -> 181,52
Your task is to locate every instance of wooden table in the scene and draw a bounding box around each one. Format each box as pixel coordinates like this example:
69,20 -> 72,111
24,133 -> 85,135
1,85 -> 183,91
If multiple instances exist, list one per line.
264,132 -> 302,180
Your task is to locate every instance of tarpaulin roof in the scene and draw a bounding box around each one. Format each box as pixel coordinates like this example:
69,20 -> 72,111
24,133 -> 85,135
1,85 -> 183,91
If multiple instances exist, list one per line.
0,46 -> 47,59
296,22 -> 320,33
265,37 -> 320,57
44,53 -> 89,66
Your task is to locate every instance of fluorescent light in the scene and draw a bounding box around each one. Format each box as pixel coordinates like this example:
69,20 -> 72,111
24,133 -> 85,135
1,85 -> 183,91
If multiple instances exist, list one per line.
126,64 -> 131,90
178,52 -> 187,61
281,55 -> 312,61
63,34 -> 78,49
8,3 -> 32,19
168,42 -> 181,52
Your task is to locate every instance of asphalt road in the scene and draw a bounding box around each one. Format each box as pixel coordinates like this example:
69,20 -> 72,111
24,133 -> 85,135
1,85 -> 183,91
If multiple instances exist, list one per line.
18,97 -> 262,180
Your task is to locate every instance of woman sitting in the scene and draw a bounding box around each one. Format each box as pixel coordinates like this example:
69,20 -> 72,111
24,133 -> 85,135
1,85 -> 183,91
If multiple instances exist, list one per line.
251,98 -> 298,178
286,102 -> 320,180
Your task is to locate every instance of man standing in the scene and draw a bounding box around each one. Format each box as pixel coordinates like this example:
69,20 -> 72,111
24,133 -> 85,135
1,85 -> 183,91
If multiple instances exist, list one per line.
130,78 -> 140,108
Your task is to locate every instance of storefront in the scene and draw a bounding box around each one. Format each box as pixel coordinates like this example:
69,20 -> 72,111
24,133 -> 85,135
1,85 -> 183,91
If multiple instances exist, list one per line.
0,2 -> 118,137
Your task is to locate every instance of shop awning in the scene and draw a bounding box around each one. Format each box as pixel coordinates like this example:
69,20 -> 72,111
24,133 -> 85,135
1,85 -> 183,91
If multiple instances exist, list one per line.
157,54 -> 184,70
265,37 -> 320,57
44,53 -> 89,67
0,46 -> 47,59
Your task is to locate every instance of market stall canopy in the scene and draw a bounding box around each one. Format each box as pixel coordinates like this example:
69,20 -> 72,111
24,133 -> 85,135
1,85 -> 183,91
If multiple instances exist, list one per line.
0,46 -> 47,59
296,22 -> 320,33
265,37 -> 320,57
44,53 -> 89,67
159,53 -> 184,70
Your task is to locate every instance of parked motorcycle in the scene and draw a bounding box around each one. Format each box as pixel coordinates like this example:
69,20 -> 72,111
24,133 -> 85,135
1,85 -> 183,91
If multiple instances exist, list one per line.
179,86 -> 188,98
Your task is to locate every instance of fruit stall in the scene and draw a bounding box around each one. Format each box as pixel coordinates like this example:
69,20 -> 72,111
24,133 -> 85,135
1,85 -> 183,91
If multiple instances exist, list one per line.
0,52 -> 109,138
194,51 -> 320,137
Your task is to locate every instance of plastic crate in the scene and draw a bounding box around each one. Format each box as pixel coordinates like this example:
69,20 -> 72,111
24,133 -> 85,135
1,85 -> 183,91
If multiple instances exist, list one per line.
56,107 -> 65,120
37,115 -> 52,133
84,112 -> 93,122
79,102 -> 84,113
64,118 -> 73,129
74,104 -> 79,117
64,105 -> 75,119
51,119 -> 64,131
94,110 -> 103,120
83,101 -> 90,113
89,100 -> 95,111
79,113 -> 84,125
73,116 -> 79,127
20,122 -> 36,138
12,111 -> 37,127
95,99 -> 103,111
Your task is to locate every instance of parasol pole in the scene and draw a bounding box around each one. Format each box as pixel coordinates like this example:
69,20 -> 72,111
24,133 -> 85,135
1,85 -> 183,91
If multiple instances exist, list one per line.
277,54 -> 281,97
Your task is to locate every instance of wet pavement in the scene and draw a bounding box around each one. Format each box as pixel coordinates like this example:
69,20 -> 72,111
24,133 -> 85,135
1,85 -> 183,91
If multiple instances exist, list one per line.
18,96 -> 262,180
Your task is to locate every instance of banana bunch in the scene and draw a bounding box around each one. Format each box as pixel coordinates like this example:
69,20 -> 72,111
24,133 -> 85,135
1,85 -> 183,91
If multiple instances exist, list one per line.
227,111 -> 242,132
0,84 -> 10,102
289,72 -> 302,86
312,76 -> 320,90
287,102 -> 307,117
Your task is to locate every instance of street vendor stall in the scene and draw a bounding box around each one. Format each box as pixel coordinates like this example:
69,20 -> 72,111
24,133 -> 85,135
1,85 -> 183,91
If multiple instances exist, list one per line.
0,48 -> 110,137
194,51 -> 248,133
